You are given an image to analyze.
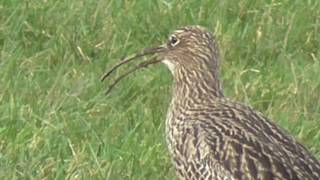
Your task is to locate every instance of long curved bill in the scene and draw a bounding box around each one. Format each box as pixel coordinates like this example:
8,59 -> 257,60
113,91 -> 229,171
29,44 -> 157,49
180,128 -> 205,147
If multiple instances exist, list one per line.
101,46 -> 166,94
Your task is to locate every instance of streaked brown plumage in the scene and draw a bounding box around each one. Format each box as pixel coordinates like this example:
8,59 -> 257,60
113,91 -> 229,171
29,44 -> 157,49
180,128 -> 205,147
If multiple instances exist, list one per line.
102,26 -> 320,180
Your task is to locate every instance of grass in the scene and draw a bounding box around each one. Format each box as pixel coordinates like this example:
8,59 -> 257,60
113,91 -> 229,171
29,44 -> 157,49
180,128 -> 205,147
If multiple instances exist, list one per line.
0,0 -> 320,179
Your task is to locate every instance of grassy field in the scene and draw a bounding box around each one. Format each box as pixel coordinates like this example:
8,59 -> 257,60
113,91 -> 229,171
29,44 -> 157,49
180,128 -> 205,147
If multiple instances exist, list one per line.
1,0 -> 320,179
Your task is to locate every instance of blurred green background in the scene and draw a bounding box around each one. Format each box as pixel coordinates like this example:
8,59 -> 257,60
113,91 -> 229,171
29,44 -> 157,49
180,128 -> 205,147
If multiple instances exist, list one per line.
0,0 -> 319,179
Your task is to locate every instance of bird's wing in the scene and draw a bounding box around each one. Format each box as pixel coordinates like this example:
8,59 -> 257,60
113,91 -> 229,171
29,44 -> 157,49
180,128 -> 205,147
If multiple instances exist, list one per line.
190,102 -> 320,179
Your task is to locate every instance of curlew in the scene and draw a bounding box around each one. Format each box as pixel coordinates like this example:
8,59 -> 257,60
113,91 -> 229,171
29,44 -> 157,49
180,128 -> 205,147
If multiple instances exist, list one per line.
102,26 -> 320,180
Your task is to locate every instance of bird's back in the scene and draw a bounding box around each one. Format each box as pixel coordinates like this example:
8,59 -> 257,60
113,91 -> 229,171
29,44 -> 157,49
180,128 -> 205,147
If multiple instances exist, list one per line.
166,97 -> 320,180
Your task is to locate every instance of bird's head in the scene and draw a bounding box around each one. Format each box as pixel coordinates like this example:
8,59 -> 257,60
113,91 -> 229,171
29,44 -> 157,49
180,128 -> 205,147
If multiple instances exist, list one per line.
160,26 -> 220,75
102,26 -> 221,94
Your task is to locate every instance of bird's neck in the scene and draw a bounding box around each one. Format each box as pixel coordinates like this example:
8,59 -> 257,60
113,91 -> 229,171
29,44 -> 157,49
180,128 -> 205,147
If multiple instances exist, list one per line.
165,67 -> 223,147
171,67 -> 224,108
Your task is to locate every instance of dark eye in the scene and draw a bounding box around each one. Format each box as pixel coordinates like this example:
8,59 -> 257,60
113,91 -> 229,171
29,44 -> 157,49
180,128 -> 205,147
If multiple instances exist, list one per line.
170,35 -> 179,47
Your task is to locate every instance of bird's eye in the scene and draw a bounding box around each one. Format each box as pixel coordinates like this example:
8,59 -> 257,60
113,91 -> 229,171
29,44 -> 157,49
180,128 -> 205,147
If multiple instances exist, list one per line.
170,35 -> 179,47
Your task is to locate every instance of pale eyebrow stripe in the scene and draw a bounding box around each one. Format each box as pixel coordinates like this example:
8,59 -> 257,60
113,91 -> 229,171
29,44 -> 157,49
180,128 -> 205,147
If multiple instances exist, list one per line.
174,30 -> 185,34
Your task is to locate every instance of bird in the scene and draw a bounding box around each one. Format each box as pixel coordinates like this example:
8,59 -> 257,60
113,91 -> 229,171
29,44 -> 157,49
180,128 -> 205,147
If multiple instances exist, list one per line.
101,26 -> 320,180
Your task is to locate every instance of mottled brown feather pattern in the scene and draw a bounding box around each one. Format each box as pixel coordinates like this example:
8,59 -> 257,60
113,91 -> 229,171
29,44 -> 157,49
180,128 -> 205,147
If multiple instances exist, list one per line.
163,26 -> 320,180
104,26 -> 320,180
